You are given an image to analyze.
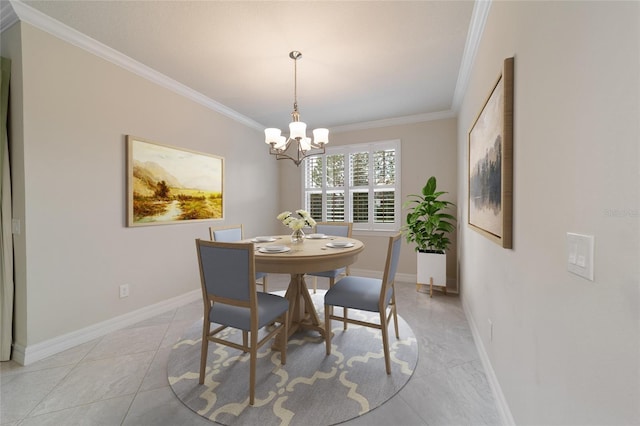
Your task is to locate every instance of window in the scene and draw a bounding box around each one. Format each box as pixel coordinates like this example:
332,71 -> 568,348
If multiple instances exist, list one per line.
303,140 -> 401,232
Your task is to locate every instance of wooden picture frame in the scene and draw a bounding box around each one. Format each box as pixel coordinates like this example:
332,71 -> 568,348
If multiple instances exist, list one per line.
468,57 -> 514,248
126,135 -> 224,227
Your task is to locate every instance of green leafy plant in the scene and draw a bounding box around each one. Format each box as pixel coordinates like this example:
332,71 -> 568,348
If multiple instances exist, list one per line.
402,176 -> 456,253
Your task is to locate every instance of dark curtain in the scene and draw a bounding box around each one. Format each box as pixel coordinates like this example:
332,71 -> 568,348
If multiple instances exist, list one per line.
1,56 -> 13,361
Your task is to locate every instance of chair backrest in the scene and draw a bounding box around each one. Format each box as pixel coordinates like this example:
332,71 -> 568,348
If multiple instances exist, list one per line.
315,222 -> 352,238
195,239 -> 256,305
210,224 -> 243,242
380,233 -> 402,303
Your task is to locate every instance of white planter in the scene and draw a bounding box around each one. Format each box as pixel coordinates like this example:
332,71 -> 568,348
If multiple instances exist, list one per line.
417,251 -> 446,288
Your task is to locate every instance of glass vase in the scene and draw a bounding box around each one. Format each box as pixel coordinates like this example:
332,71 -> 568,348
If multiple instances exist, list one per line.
290,228 -> 305,244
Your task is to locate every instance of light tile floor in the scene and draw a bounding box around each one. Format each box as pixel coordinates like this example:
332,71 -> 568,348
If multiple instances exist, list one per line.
0,275 -> 500,426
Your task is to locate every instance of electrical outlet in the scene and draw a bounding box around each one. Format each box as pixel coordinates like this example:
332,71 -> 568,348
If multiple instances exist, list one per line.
119,284 -> 130,298
567,233 -> 595,281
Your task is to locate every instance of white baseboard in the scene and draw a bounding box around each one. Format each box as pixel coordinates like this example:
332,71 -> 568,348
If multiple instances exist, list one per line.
461,294 -> 515,426
13,289 -> 201,365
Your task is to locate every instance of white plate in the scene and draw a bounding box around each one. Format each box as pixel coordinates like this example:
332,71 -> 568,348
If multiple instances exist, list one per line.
258,246 -> 290,253
253,236 -> 276,242
326,241 -> 354,248
307,233 -> 327,239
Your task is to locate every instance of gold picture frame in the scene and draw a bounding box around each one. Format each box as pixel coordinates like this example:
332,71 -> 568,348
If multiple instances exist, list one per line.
468,57 -> 514,248
126,136 -> 224,227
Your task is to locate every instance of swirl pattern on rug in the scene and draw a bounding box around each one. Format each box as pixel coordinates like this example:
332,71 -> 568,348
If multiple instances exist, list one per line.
168,291 -> 418,426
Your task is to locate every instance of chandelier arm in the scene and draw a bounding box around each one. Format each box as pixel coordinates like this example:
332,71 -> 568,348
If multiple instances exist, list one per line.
268,138 -> 326,167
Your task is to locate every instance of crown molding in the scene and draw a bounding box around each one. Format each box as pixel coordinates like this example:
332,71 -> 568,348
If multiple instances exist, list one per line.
6,0 -> 264,131
451,0 -> 492,112
0,1 -> 19,32
330,109 -> 457,134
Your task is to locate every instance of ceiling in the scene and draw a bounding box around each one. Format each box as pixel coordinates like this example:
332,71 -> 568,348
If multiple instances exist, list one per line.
3,0 -> 485,132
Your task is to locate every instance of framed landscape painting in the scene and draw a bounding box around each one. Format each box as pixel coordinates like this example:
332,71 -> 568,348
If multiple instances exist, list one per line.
126,136 -> 224,227
468,57 -> 514,248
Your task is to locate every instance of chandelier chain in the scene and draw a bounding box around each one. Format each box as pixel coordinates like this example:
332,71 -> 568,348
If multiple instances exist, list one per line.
292,53 -> 299,120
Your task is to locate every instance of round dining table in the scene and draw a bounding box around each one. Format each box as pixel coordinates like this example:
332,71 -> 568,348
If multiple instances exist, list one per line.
248,234 -> 364,347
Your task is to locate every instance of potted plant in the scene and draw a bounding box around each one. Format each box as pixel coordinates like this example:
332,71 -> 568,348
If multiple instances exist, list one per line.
402,176 -> 456,295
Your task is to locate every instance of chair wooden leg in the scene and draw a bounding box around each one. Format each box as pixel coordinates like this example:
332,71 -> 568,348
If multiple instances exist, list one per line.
313,276 -> 317,294
380,311 -> 391,374
242,331 -> 248,352
343,307 -> 348,330
324,304 -> 332,355
391,285 -> 400,339
281,310 -> 288,365
249,331 -> 258,406
199,319 -> 210,384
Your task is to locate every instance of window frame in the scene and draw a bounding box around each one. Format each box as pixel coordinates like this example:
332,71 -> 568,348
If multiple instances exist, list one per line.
301,139 -> 401,234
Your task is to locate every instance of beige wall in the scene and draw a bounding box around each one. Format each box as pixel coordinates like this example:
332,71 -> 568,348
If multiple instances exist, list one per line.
457,2 -> 639,424
3,23 -> 281,350
279,118 -> 458,289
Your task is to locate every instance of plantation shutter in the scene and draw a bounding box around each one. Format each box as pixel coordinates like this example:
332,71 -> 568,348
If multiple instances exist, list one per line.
325,154 -> 345,221
303,140 -> 400,230
373,149 -> 396,224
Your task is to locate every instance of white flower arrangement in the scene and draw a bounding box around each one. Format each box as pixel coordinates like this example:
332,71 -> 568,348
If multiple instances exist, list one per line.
277,209 -> 317,230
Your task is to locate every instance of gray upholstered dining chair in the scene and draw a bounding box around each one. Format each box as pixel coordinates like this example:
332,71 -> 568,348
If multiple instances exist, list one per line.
195,239 -> 289,405
306,222 -> 353,294
210,224 -> 268,292
323,232 -> 402,374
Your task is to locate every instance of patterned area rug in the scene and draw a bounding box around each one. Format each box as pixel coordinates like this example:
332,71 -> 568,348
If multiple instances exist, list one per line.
168,290 -> 418,426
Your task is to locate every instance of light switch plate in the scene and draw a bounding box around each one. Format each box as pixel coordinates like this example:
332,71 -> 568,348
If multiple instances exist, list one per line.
11,219 -> 20,234
567,233 -> 594,281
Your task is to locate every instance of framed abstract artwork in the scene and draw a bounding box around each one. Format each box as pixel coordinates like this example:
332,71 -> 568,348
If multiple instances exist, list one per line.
468,57 -> 514,248
126,136 -> 224,227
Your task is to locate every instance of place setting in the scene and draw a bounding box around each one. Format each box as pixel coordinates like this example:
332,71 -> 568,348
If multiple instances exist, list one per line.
325,240 -> 354,249
251,236 -> 278,243
306,233 -> 328,239
257,245 -> 291,254
250,236 -> 291,253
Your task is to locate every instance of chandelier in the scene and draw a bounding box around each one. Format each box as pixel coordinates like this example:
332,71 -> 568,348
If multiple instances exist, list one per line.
264,51 -> 328,166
